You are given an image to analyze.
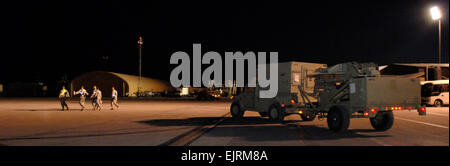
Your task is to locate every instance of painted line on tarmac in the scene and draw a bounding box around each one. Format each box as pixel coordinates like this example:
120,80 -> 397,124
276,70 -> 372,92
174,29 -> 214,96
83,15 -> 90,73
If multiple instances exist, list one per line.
159,113 -> 231,146
396,110 -> 448,117
370,138 -> 391,146
425,112 -> 449,117
396,117 -> 449,129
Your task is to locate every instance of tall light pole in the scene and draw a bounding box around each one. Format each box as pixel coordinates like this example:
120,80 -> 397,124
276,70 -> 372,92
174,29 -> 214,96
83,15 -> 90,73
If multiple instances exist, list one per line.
430,6 -> 442,64
138,36 -> 143,97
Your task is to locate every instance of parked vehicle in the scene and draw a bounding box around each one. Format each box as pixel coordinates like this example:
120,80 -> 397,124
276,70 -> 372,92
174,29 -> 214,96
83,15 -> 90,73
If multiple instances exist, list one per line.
193,89 -> 219,100
421,80 -> 449,107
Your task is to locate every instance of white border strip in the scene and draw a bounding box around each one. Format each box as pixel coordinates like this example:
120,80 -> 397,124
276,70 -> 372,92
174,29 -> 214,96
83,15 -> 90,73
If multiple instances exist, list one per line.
396,117 -> 449,129
425,112 -> 449,117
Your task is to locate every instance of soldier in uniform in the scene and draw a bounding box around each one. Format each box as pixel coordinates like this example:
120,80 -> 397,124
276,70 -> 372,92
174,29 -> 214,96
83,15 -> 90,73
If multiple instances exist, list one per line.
91,85 -> 98,111
95,87 -> 103,111
74,85 -> 89,111
110,86 -> 120,110
59,86 -> 70,111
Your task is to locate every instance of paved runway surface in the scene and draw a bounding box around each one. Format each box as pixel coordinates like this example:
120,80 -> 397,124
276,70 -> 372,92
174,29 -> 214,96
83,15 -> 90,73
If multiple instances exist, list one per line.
0,98 -> 448,146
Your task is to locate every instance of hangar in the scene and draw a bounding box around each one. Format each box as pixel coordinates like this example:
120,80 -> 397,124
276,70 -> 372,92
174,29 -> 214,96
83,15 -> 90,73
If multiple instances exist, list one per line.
70,71 -> 175,97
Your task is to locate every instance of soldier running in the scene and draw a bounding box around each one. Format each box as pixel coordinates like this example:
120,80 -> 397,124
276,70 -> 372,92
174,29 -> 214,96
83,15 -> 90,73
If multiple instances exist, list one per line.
59,86 -> 70,111
95,87 -> 103,111
110,86 -> 120,110
74,85 -> 89,111
91,85 -> 98,111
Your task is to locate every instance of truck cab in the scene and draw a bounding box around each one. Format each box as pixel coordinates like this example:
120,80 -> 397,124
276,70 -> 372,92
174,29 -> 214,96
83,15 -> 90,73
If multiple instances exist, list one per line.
231,61 -> 426,132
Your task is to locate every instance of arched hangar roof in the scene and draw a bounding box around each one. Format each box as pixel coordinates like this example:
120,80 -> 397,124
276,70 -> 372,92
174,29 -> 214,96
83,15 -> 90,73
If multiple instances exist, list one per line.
71,71 -> 174,97
108,72 -> 174,94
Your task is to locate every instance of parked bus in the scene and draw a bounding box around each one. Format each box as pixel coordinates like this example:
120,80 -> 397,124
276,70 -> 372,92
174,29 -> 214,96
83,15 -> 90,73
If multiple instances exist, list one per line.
421,80 -> 449,107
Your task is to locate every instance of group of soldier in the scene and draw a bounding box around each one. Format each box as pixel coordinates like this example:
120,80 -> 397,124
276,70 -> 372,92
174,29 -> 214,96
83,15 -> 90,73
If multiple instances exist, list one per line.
58,85 -> 120,111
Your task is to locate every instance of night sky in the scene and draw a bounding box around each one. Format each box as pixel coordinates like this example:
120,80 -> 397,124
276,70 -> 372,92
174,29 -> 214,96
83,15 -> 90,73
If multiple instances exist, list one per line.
1,0 -> 448,90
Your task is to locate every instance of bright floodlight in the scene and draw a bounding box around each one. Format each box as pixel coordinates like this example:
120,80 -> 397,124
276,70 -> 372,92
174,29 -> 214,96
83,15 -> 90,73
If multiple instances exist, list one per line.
430,6 -> 442,20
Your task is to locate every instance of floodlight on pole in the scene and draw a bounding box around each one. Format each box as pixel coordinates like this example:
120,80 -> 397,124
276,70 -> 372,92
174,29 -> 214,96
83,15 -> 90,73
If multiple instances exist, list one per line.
430,6 -> 442,20
430,6 -> 442,64
137,36 -> 143,97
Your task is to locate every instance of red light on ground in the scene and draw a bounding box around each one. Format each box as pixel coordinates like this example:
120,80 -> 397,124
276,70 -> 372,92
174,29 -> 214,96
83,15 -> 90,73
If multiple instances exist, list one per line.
370,109 -> 376,114
399,107 -> 402,110
391,107 -> 394,110
376,107 -> 379,111
364,112 -> 369,116
421,107 -> 426,112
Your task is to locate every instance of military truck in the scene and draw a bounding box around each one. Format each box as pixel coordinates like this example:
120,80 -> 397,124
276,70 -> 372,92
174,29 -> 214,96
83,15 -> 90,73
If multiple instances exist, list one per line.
230,62 -> 426,132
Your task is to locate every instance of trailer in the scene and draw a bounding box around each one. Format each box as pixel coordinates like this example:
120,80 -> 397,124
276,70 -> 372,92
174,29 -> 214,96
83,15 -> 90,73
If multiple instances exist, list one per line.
230,61 -> 426,132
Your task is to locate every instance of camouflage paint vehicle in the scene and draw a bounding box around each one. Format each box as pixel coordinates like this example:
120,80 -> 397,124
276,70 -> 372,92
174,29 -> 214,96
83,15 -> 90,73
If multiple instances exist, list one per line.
231,62 -> 426,132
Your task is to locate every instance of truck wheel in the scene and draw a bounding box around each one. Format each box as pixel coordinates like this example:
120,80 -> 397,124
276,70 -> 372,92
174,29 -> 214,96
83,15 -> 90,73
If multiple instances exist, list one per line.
268,103 -> 284,122
434,100 -> 443,107
230,102 -> 244,119
259,112 -> 268,117
370,111 -> 394,131
300,113 -> 316,121
327,106 -> 350,132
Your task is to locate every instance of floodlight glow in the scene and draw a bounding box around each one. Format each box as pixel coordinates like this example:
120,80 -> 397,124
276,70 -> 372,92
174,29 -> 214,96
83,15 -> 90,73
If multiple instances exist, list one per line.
430,6 -> 441,20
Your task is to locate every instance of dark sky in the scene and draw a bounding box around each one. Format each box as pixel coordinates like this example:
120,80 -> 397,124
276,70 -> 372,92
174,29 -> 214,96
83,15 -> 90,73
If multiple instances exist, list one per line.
1,0 -> 448,86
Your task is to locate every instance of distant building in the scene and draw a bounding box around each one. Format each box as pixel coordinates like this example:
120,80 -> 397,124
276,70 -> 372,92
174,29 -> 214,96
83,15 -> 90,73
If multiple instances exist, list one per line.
380,63 -> 449,81
70,71 -> 175,97
0,84 -> 3,96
